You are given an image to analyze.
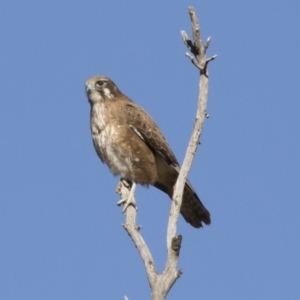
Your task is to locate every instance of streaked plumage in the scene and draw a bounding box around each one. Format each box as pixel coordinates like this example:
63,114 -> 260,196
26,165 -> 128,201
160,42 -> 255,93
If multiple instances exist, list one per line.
86,75 -> 210,228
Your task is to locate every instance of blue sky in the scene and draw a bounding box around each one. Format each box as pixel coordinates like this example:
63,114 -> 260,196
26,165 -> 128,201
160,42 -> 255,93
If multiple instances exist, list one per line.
1,1 -> 300,299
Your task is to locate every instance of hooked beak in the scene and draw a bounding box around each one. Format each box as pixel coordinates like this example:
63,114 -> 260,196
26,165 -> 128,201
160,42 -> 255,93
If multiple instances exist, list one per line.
85,82 -> 95,94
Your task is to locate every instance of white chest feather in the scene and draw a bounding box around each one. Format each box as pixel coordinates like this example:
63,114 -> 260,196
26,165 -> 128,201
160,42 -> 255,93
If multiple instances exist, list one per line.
90,103 -> 132,179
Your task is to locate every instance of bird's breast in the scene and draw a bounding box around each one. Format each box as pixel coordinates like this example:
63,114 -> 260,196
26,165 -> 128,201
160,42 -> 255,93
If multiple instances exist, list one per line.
94,124 -> 134,179
90,103 -> 133,179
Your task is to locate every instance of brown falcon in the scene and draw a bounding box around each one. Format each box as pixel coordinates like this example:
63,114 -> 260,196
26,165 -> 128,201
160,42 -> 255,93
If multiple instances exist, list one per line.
85,75 -> 211,228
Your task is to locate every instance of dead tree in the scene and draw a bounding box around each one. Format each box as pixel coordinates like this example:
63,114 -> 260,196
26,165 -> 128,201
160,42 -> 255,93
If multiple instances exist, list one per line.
116,7 -> 217,300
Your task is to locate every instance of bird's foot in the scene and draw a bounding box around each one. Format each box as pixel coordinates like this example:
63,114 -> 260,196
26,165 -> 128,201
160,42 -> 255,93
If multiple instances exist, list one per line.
116,180 -> 137,213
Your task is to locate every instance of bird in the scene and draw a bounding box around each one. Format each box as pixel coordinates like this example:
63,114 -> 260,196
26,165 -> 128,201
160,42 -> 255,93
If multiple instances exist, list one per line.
85,75 -> 211,228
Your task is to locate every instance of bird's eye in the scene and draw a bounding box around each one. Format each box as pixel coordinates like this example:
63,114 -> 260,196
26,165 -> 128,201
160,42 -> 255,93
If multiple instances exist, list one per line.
96,81 -> 104,87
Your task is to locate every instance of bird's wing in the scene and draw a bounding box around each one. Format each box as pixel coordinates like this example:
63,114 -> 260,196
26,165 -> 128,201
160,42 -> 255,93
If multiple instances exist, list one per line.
119,98 -> 210,228
121,99 -> 179,167
121,98 -> 201,194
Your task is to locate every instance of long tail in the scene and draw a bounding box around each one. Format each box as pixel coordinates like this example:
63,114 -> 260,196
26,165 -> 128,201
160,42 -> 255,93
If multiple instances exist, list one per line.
153,156 -> 211,228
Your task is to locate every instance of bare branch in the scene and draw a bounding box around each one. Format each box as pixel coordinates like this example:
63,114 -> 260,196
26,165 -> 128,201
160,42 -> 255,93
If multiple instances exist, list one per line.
188,6 -> 202,55
180,31 -> 197,56
206,54 -> 218,64
118,6 -> 216,300
116,181 -> 157,289
185,52 -> 201,69
164,4 -> 217,296
183,6 -> 217,76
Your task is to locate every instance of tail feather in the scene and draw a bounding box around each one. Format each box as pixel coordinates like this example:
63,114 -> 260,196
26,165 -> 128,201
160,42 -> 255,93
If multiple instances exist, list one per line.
180,185 -> 211,228
153,155 -> 211,228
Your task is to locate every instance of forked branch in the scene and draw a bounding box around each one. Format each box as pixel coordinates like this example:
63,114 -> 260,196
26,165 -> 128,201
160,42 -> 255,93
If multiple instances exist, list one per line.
118,6 -> 216,300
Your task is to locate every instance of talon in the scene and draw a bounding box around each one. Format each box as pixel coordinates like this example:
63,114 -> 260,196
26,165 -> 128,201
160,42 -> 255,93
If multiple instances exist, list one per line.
118,197 -> 136,213
117,198 -> 127,206
116,182 -> 137,213
121,178 -> 132,189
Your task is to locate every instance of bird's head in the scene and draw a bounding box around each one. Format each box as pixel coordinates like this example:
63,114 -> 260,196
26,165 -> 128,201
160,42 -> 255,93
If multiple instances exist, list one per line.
85,76 -> 121,104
